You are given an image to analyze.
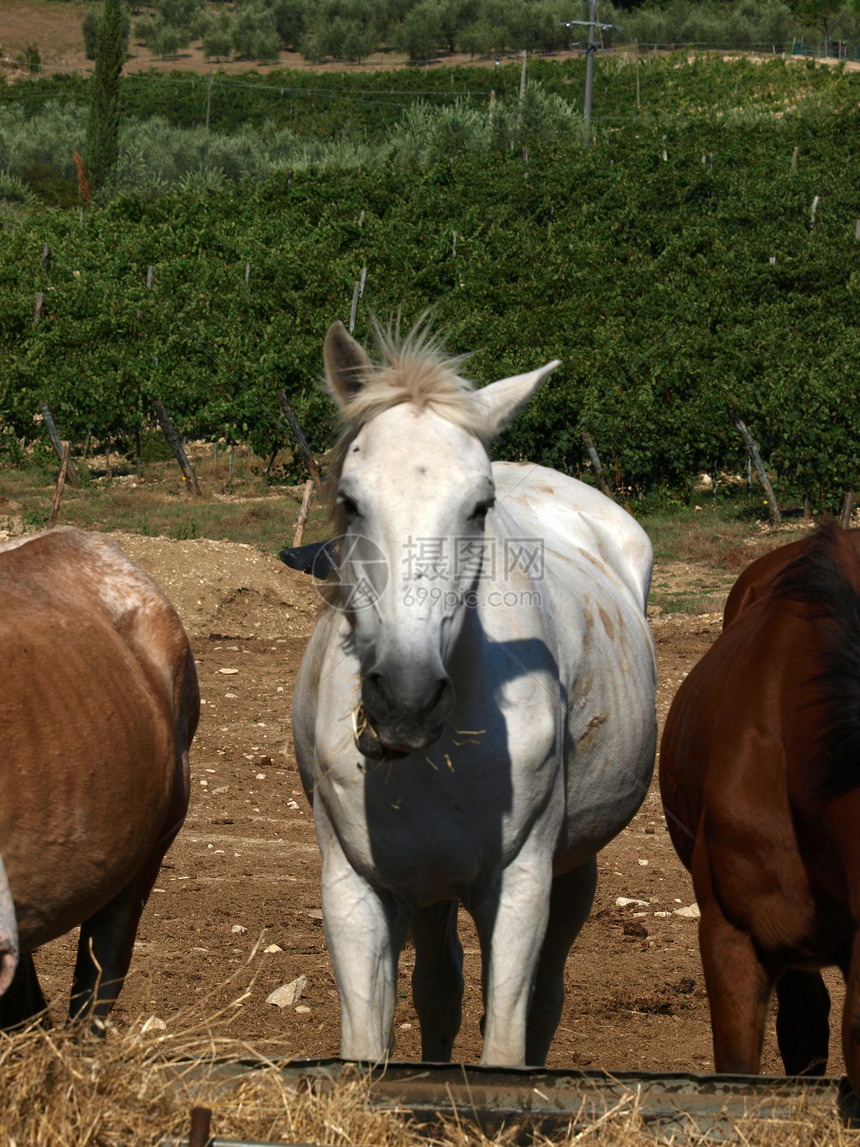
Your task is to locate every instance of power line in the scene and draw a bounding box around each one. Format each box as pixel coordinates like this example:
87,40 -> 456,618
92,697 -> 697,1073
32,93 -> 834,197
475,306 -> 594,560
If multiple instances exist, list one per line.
124,73 -> 494,99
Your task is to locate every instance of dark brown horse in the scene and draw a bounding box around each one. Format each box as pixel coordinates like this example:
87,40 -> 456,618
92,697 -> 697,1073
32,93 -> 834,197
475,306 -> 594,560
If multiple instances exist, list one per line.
0,527 -> 199,1031
660,522 -> 860,1088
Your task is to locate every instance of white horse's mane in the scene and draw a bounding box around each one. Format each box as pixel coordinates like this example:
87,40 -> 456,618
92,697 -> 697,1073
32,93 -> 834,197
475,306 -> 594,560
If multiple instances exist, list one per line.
328,321 -> 488,493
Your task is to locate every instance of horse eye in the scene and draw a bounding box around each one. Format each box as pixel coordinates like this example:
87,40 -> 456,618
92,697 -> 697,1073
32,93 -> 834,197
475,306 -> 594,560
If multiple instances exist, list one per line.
339,494 -> 359,520
469,498 -> 495,523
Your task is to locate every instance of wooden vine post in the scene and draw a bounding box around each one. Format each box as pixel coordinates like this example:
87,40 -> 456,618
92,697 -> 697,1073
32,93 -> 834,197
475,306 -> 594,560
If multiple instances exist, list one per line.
276,390 -> 323,494
47,441 -> 72,528
153,401 -> 201,495
189,1106 -> 212,1147
40,403 -> 80,488
839,491 -> 855,529
276,390 -> 324,545
581,431 -> 614,499
731,412 -> 781,525
292,479 -> 315,546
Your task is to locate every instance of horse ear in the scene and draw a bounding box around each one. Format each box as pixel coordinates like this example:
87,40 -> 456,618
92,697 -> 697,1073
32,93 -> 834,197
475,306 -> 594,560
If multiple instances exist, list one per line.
324,321 -> 373,407
473,360 -> 561,440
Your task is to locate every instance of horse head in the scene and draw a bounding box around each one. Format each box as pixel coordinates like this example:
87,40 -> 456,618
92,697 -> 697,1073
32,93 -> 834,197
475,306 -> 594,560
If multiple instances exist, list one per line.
323,319 -> 559,758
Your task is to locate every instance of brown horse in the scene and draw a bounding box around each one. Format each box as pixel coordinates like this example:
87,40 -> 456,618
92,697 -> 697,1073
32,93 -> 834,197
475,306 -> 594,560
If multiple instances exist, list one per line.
0,527 -> 199,1031
660,522 -> 860,1089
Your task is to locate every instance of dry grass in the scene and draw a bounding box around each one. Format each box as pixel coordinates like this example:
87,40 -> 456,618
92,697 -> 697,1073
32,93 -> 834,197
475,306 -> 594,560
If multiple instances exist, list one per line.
1,1007 -> 856,1147
0,943 -> 433,1146
640,503 -> 824,615
2,1023 -> 421,1146
642,506 -> 814,569
0,446 -> 334,556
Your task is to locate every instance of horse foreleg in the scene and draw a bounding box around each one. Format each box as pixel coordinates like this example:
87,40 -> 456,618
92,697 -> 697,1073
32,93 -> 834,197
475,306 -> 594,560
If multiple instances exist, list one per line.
0,953 -> 50,1030
776,968 -> 830,1075
526,857 -> 597,1066
317,822 -> 410,1061
410,899 -> 463,1062
71,773 -> 189,1032
70,845 -> 172,1032
471,838 -> 554,1067
841,929 -> 860,1097
694,842 -> 773,1074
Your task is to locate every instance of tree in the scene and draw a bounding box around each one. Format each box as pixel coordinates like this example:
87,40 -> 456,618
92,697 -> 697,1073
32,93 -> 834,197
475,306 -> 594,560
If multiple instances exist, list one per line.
398,1 -> 445,60
231,1 -> 281,59
82,6 -> 100,59
147,19 -> 186,56
271,0 -> 307,49
783,0 -> 852,34
303,0 -> 380,61
154,0 -> 205,32
86,0 -> 127,192
202,10 -> 233,59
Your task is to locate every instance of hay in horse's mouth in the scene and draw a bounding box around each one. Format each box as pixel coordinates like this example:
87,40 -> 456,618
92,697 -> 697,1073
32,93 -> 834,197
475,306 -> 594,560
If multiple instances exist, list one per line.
351,704 -> 409,761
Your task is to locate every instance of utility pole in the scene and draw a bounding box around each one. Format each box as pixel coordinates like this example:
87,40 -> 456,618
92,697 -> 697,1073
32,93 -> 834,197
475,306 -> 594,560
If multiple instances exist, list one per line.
561,4 -> 619,145
583,0 -> 597,142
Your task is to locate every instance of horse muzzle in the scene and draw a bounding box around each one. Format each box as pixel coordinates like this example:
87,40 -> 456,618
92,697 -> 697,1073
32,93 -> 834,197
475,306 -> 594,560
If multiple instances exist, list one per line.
0,853 -> 19,997
359,670 -> 454,758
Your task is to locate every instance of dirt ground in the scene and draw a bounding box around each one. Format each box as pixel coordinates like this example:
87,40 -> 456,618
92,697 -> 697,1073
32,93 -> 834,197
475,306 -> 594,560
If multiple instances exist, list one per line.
20,525 -> 845,1078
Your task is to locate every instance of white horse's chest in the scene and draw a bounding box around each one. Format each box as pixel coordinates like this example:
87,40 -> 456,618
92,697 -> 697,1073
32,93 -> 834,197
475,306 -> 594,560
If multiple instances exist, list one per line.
315,778 -> 565,907
308,641 -> 563,902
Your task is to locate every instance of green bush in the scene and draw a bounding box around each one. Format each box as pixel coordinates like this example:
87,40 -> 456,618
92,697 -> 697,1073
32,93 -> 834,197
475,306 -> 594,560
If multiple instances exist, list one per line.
16,44 -> 41,72
0,102 -> 85,180
18,161 -> 77,206
138,429 -> 175,462
387,84 -> 582,162
0,170 -> 36,205
177,164 -> 226,192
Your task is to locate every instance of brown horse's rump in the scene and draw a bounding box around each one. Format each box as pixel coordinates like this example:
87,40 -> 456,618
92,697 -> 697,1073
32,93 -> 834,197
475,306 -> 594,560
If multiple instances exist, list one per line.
0,526 -> 199,1030
660,524 -> 860,1094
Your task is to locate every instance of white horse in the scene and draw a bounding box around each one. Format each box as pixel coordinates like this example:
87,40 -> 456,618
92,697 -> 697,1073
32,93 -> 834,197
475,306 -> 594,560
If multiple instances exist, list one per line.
293,321 -> 657,1067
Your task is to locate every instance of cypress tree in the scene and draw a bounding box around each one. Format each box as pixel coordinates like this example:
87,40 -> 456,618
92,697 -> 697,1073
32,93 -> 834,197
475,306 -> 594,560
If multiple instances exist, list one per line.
86,0 -> 126,193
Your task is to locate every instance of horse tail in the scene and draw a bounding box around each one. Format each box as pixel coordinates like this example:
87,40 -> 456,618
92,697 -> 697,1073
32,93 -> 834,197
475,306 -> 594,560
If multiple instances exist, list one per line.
772,523 -> 860,800
0,851 -> 19,995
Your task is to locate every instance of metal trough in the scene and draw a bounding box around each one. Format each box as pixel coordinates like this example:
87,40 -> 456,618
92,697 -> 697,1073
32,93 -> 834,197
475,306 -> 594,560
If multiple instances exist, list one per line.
164,1056 -> 857,1144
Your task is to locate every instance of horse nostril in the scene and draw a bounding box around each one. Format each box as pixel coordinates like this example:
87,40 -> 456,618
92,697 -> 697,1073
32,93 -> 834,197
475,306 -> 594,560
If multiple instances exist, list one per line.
362,672 -> 390,716
363,672 -> 449,717
427,679 -> 448,712
365,672 -> 383,698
